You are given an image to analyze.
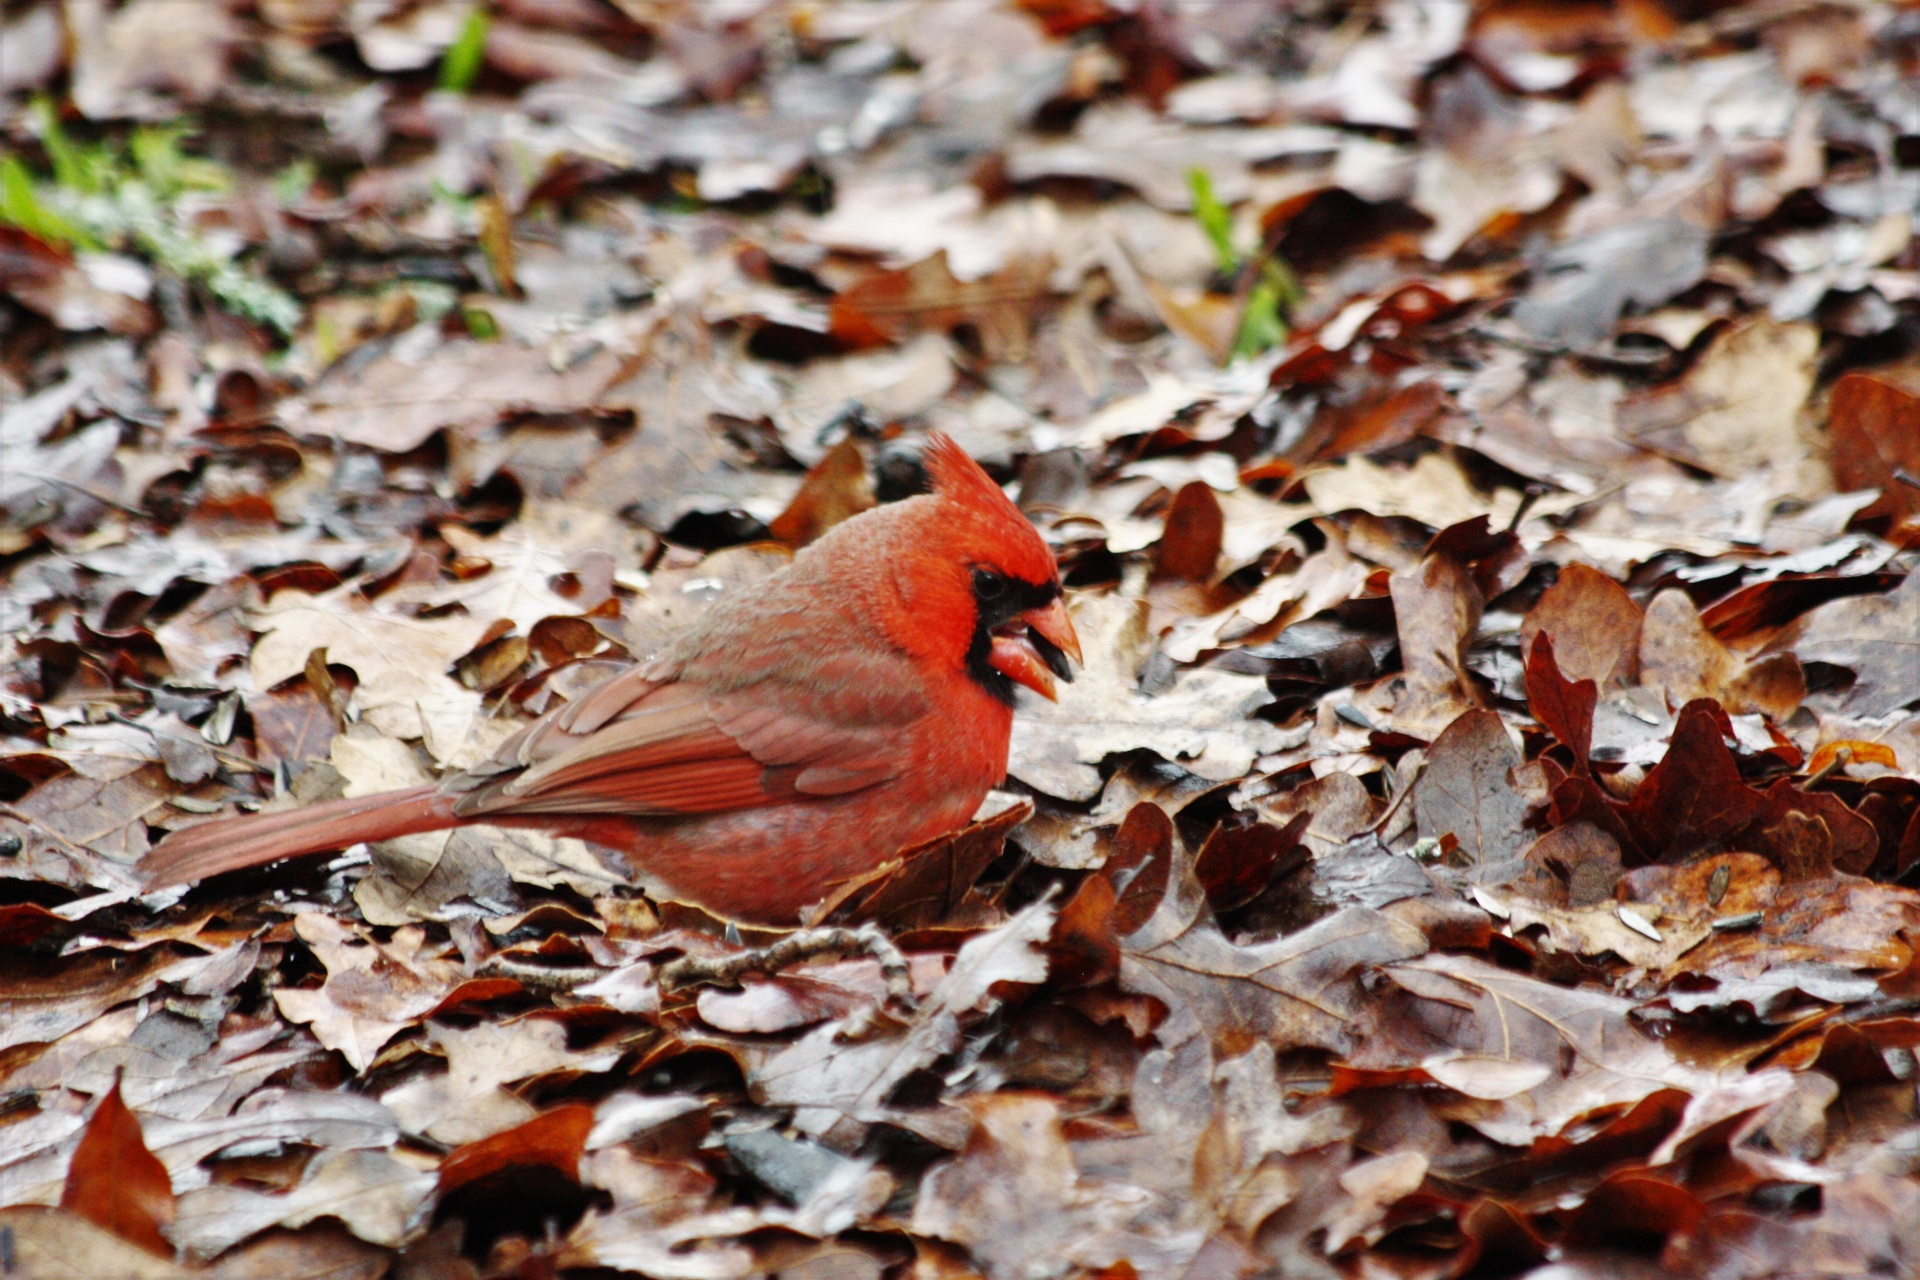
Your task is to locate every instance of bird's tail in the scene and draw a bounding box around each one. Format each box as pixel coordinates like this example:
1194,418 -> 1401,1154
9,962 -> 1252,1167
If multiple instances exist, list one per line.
141,786 -> 461,888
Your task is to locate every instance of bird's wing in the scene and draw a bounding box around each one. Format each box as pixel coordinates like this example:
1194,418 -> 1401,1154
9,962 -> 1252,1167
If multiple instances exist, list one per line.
452,654 -> 920,819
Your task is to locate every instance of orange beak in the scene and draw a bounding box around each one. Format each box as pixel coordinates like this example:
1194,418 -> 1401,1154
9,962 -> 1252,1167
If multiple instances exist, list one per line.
988,596 -> 1083,702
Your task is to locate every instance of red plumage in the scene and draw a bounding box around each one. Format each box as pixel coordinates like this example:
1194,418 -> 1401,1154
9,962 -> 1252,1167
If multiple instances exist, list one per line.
139,434 -> 1080,925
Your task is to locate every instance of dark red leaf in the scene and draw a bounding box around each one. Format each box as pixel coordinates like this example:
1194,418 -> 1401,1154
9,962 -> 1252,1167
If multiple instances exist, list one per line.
1621,700 -> 1766,861
1150,481 -> 1225,585
1194,811 -> 1309,912
60,1078 -> 174,1256
1525,632 -> 1597,774
438,1104 -> 595,1195
1106,803 -> 1174,937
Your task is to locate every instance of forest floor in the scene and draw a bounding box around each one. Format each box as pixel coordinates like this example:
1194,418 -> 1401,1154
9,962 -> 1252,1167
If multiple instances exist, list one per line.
3,1 -> 1920,1276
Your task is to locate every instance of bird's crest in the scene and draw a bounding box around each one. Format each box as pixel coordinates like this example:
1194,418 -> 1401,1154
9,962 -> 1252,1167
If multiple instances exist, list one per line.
924,432 -> 1021,521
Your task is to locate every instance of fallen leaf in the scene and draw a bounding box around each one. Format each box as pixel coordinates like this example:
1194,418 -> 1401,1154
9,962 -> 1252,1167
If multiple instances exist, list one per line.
1525,633 -> 1597,773
1009,594 -> 1300,802
1512,217 -> 1709,351
768,436 -> 876,549
1413,710 -> 1528,867
1519,563 -> 1642,688
1388,552 -> 1482,736
1352,953 -> 1795,1148
1150,482 -> 1225,585
168,1149 -> 435,1259
1620,700 -> 1768,860
1640,589 -> 1803,719
830,251 -> 1052,364
0,230 -> 155,336
61,1078 -> 175,1255
281,338 -> 625,454
913,1093 -> 1185,1280
0,947 -> 217,1056
271,914 -> 470,1072
1304,453 -> 1526,533
0,1206 -> 190,1280
249,590 -> 490,759
815,795 -> 1033,929
1827,372 -> 1920,526
439,1104 -> 595,1195
381,1019 -> 620,1145
1120,839 -> 1428,1058
1622,318 -> 1820,481
1,762 -> 171,887
381,524 -> 583,635
1619,852 -> 1918,982
68,0 -> 234,117
2,1088 -> 399,1216
1794,570 -> 1920,717
750,898 -> 1057,1145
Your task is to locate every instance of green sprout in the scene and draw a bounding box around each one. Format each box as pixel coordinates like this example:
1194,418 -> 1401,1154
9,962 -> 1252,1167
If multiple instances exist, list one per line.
439,5 -> 493,94
1187,167 -> 1302,362
272,159 -> 317,206
0,103 -> 300,336
0,155 -> 94,248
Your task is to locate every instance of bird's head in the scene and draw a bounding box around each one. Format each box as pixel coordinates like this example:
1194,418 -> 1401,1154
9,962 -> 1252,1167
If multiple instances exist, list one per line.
888,433 -> 1082,704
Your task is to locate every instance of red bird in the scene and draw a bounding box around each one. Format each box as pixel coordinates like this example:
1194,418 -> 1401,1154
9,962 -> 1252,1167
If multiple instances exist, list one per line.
140,434 -> 1080,925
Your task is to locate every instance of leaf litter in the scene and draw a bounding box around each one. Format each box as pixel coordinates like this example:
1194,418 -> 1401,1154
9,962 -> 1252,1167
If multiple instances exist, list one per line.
3,1 -> 1920,1276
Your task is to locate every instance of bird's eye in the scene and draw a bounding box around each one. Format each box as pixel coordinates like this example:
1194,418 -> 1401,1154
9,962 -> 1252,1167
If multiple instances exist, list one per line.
972,568 -> 1008,600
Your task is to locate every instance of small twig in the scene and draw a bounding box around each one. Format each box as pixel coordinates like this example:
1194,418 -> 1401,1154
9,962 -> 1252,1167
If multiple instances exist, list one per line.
658,923 -> 915,1010
1506,485 -> 1547,533
478,954 -> 599,995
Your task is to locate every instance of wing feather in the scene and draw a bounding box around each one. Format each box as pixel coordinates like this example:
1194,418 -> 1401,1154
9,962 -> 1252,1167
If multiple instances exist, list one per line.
455,643 -> 919,819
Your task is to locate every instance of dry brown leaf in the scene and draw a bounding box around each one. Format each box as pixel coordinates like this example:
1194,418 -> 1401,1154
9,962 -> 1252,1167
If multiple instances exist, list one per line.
1,762 -> 172,887
1388,553 -> 1482,737
768,435 -> 876,548
1622,318 -> 1820,482
60,1078 -> 175,1255
250,591 -> 491,761
748,898 -> 1056,1145
1828,371 -> 1920,526
271,914 -> 470,1072
68,0 -> 234,117
1794,570 -> 1920,718
1412,710 -> 1528,868
381,1019 -> 619,1145
1120,842 -> 1428,1058
1010,594 -> 1299,801
0,1207 -> 190,1280
830,252 -> 1053,364
282,339 -> 625,454
913,1093 -> 1187,1280
1640,588 -> 1804,719
1520,563 -> 1643,688
1353,953 -> 1796,1149
168,1149 -> 435,1259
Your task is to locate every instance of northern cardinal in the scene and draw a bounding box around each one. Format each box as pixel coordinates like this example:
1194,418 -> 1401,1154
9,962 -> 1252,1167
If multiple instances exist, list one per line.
140,434 -> 1080,925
